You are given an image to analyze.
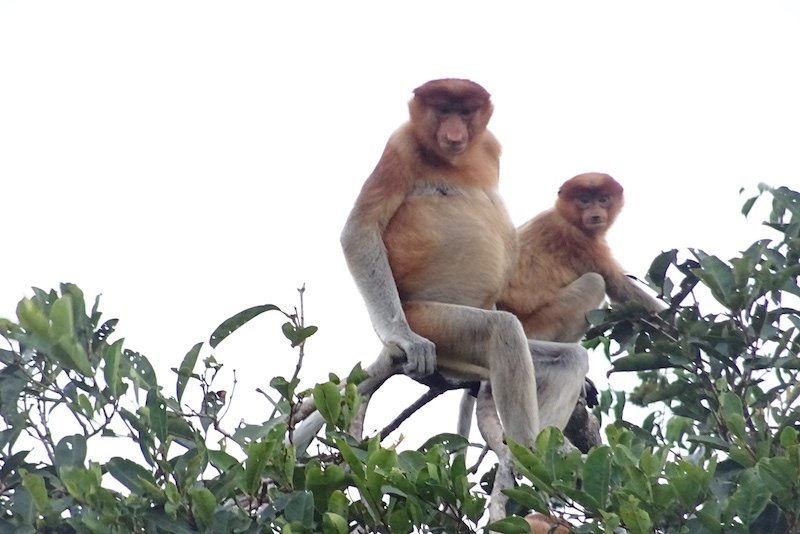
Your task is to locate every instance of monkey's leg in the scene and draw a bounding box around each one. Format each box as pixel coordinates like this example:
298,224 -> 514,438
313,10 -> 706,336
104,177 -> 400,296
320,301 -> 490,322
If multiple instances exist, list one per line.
528,339 -> 589,430
404,301 -> 539,446
456,341 -> 588,441
457,390 -> 477,438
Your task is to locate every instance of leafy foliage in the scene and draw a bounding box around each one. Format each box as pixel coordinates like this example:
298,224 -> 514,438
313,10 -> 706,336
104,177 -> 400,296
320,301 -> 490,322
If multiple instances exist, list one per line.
1,184 -> 798,533
501,185 -> 800,532
0,285 -> 483,532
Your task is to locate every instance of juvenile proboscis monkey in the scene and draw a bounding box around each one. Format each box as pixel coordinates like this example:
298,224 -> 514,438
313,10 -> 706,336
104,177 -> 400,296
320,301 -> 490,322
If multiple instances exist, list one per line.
498,172 -> 665,342
341,79 -> 588,446
459,173 -> 664,441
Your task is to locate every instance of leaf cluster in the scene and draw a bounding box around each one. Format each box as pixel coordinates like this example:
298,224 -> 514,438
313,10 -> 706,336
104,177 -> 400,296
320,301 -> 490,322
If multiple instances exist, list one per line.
503,185 -> 800,532
0,286 -> 483,533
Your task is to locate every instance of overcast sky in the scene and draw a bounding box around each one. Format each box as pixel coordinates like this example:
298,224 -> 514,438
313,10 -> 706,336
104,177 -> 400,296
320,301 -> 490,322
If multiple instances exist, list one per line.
2,2 -> 799,451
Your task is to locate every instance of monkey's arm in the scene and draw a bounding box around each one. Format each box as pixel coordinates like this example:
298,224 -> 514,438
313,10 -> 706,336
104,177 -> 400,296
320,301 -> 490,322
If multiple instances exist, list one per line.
340,163 -> 436,377
605,271 -> 666,313
500,272 -> 605,342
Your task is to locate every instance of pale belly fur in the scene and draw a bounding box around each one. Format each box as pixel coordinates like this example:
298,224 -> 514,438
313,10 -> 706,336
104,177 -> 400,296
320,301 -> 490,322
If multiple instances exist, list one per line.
384,184 -> 517,309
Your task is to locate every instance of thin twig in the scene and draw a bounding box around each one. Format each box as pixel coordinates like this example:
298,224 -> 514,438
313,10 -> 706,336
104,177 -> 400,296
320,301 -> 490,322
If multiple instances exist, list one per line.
467,444 -> 491,475
376,387 -> 446,440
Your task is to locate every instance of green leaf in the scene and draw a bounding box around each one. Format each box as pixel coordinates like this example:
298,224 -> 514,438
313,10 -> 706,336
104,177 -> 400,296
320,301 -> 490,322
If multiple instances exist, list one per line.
346,362 -> 370,385
50,294 -> 75,340
322,512 -> 348,534
284,490 -> 314,525
502,487 -> 547,513
327,490 -> 349,518
757,457 -> 794,501
313,382 -> 342,428
11,486 -> 36,525
281,321 -> 319,347
76,394 -> 93,418
208,449 -> 240,472
143,510 -> 197,534
106,457 -> 158,495
694,252 -> 737,307
176,342 -> 202,403
582,446 -> 612,510
669,461 -> 710,508
647,249 -> 678,289
612,352 -> 672,372
619,495 -> 652,534
147,390 -> 168,444
779,426 -> 798,446
270,375 -> 298,402
103,339 -> 123,397
57,338 -> 93,376
189,487 -> 216,530
719,391 -> 746,439
334,438 -> 365,481
244,440 -> 274,494
485,516 -> 531,534
507,439 -> 552,489
19,469 -> 49,513
741,194 -> 759,217
665,415 -> 693,443
687,435 -> 730,451
418,433 -> 469,455
16,297 -> 49,337
729,470 -> 770,525
60,465 -> 101,500
209,304 -> 281,348
233,418 -> 283,445
55,435 -> 87,470
164,415 -> 196,451
695,498 -> 723,534
125,350 -> 159,394
306,463 -> 346,509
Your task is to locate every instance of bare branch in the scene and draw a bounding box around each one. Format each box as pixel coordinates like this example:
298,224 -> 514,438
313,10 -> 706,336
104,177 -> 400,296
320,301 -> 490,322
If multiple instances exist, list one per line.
376,387 -> 446,440
349,393 -> 370,440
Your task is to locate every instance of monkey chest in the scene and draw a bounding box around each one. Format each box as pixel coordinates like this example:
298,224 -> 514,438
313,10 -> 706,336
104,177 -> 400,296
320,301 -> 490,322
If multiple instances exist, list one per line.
383,183 -> 517,306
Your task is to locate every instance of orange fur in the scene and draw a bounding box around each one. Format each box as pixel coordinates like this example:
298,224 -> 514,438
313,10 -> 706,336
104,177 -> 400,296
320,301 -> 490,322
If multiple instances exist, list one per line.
525,513 -> 572,534
498,172 -> 662,341
365,79 -> 516,310
343,81 -> 592,446
341,79 -> 553,445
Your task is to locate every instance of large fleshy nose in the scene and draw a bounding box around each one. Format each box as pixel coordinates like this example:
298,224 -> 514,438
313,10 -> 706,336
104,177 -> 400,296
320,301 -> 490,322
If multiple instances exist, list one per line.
445,129 -> 466,144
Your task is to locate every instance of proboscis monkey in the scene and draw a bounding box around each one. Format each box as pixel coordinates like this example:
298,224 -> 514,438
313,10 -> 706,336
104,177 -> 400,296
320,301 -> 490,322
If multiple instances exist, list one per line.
458,173 -> 664,441
341,79 -> 588,446
525,513 -> 572,534
498,172 -> 665,342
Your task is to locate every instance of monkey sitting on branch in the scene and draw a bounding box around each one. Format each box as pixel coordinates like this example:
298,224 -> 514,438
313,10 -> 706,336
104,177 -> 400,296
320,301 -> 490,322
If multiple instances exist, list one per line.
498,172 -> 665,342
291,81 -> 598,526
459,173 -> 664,448
338,78 -> 589,447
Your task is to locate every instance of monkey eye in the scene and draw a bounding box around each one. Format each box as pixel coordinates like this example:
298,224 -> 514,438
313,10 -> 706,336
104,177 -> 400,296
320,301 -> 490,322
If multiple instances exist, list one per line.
598,195 -> 610,205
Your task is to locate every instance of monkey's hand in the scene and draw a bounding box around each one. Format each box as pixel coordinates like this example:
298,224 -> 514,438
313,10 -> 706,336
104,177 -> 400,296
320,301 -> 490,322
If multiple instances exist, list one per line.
388,331 -> 437,378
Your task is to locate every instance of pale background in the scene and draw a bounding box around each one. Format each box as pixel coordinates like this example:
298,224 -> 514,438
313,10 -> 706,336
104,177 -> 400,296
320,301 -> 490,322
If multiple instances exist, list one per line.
1,2 -> 799,455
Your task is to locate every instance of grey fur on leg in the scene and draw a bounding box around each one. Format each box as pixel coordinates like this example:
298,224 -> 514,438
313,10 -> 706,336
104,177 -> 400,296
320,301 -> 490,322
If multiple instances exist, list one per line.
457,388 -> 477,438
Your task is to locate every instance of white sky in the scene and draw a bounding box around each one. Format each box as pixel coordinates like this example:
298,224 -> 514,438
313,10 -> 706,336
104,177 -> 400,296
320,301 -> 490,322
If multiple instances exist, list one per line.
2,2 -> 799,453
